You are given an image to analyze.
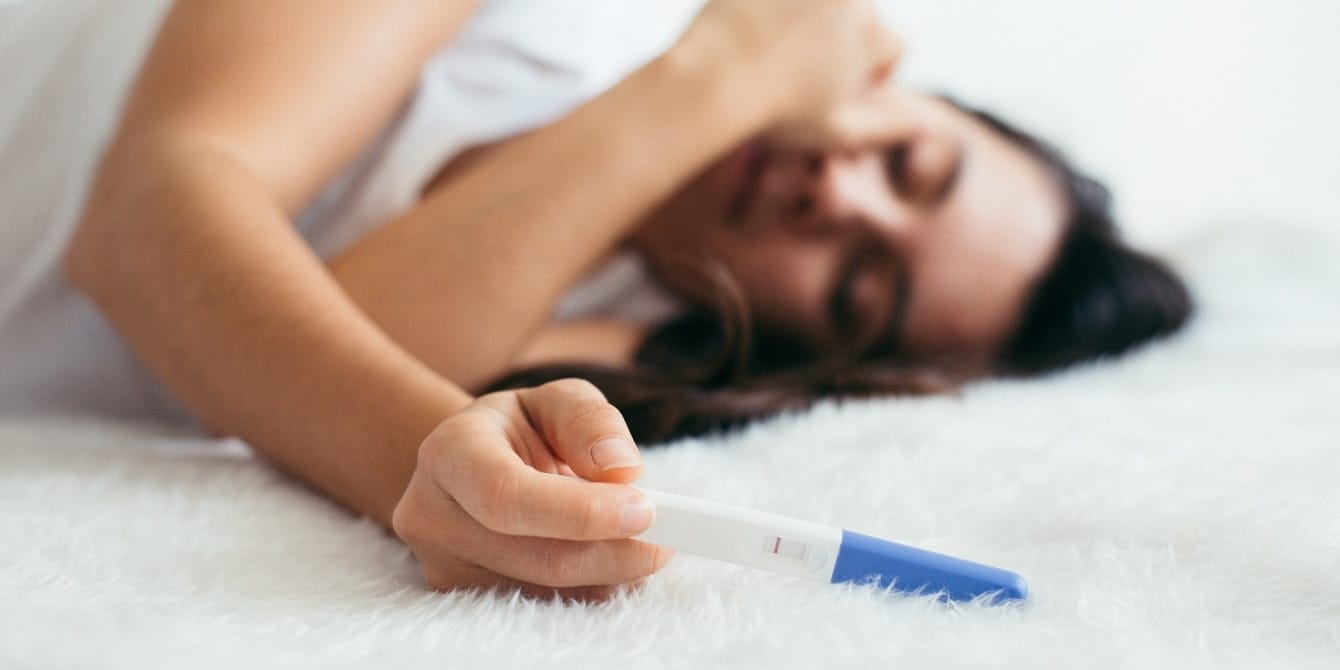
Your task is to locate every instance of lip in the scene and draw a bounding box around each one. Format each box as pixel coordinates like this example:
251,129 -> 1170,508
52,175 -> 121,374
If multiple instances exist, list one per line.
726,142 -> 767,225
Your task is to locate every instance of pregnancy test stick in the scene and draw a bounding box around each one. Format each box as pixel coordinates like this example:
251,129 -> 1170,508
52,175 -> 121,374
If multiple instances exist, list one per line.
634,488 -> 1028,604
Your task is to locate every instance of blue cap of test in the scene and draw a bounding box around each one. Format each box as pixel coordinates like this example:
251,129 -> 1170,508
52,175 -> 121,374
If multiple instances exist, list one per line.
831,530 -> 1029,603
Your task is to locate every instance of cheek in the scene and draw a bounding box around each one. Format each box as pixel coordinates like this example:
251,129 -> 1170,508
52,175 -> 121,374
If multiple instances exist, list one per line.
898,256 -> 1024,357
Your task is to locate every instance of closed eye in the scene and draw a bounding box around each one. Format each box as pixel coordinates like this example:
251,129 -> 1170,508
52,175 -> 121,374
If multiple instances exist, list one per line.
828,245 -> 902,352
886,139 -> 965,206
828,249 -> 868,346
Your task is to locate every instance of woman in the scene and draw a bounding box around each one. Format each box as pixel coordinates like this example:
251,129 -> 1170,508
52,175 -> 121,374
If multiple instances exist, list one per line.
0,0 -> 1189,599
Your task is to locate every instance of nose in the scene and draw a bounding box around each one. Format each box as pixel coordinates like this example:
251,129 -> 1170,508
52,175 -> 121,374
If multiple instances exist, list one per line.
786,151 -> 911,242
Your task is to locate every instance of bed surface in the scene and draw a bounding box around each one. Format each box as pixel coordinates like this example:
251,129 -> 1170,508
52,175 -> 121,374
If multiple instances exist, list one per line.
5,224 -> 1338,668
3,0 -> 1338,667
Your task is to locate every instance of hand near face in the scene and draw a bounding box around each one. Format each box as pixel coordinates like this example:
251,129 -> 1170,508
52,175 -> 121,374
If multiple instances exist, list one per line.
683,0 -> 908,149
392,379 -> 671,600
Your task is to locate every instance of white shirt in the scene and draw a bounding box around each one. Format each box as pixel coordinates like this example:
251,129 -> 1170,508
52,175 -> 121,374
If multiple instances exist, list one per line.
0,0 -> 701,423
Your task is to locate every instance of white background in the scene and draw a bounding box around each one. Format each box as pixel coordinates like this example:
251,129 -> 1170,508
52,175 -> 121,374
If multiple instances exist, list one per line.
882,0 -> 1340,247
4,0 -> 1337,247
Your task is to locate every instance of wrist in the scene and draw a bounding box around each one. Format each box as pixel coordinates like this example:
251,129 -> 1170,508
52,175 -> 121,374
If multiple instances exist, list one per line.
368,378 -> 474,528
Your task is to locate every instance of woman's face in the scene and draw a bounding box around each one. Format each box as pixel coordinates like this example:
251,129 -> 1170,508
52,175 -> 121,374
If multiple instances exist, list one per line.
631,93 -> 1068,363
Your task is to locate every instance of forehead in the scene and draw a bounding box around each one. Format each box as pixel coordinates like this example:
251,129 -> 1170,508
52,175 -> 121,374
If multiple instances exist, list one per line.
897,98 -> 1068,358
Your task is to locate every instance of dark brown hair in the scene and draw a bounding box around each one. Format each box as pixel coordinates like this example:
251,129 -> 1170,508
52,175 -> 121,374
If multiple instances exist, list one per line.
487,99 -> 1194,443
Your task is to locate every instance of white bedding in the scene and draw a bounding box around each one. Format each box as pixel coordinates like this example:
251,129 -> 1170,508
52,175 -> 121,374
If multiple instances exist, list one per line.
3,0 -> 1338,667
4,223 -> 1338,668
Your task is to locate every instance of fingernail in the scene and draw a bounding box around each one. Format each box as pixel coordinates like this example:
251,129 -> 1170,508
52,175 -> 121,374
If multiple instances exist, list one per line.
590,437 -> 641,472
620,496 -> 656,534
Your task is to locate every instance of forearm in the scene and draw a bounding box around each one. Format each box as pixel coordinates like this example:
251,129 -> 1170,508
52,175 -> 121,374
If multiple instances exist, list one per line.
66,140 -> 472,526
329,45 -> 767,390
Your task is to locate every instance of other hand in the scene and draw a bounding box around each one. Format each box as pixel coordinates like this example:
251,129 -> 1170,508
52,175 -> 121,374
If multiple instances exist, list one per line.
681,0 -> 908,149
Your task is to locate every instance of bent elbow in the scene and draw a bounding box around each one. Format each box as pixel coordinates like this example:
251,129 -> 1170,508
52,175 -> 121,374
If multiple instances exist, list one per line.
62,209 -> 101,294
61,137 -> 188,297
62,143 -> 140,295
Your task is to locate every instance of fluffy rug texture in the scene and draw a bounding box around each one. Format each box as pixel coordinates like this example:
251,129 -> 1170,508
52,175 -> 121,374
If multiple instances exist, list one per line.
3,0 -> 1339,668
3,224 -> 1337,668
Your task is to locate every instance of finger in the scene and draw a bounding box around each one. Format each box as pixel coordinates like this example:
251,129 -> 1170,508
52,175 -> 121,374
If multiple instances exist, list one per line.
515,378 -> 643,483
431,493 -> 673,588
428,412 -> 657,540
400,484 -> 670,590
834,15 -> 909,148
502,414 -> 568,476
867,20 -> 904,85
396,476 -> 665,593
829,98 -> 923,150
857,0 -> 903,80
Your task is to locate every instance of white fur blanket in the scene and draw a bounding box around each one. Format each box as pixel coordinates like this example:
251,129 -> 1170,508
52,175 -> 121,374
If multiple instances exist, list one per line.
3,222 -> 1338,668
3,0 -> 1339,667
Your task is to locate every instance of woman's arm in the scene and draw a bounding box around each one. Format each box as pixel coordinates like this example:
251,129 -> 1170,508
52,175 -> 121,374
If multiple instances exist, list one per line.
66,0 -> 901,596
65,0 -> 483,524
328,48 -> 764,391
328,0 -> 908,391
510,320 -> 651,371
